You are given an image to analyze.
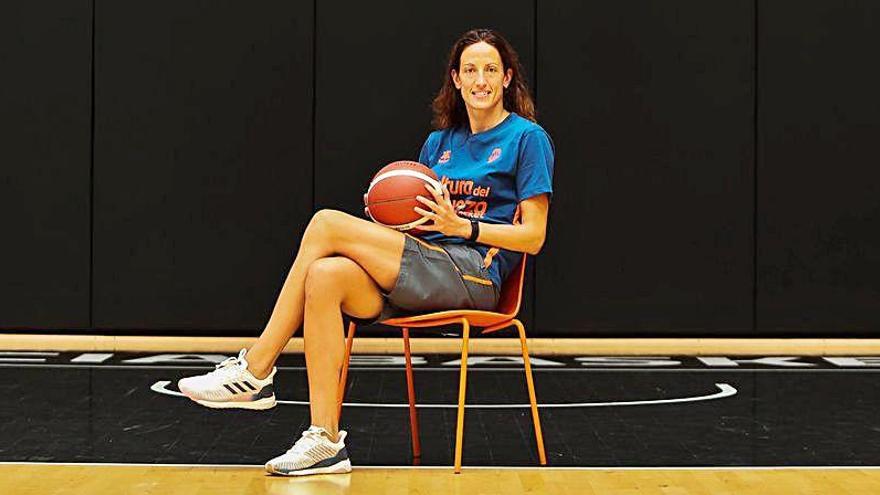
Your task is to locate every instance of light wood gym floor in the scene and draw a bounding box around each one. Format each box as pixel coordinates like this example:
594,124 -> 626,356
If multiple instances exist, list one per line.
4,464 -> 880,495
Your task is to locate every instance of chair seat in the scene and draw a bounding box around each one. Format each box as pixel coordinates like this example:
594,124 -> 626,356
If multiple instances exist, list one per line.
382,309 -> 512,328
337,248 -> 546,473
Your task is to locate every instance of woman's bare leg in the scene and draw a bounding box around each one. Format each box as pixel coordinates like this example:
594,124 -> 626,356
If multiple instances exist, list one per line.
301,256 -> 388,441
246,209 -> 407,378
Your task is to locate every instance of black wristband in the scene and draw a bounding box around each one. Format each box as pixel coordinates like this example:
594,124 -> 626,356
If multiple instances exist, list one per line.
468,219 -> 480,242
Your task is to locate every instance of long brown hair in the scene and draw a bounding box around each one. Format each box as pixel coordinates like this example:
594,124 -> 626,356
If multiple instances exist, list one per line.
431,29 -> 536,129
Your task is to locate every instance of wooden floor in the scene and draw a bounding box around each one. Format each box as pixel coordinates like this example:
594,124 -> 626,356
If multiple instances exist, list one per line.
4,333 -> 880,355
4,464 -> 880,495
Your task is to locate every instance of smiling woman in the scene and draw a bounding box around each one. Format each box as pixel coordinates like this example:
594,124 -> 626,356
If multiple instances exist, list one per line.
172,27 -> 555,478
431,29 -> 536,131
417,28 -> 554,292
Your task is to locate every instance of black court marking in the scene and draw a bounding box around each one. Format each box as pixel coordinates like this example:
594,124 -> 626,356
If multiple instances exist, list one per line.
3,352 -> 880,370
1,353 -> 879,467
7,362 -> 880,374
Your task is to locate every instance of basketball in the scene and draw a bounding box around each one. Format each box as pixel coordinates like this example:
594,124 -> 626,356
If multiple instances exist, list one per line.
363,160 -> 441,233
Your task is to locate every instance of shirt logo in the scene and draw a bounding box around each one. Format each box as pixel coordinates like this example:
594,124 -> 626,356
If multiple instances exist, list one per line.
438,150 -> 451,164
487,147 -> 502,163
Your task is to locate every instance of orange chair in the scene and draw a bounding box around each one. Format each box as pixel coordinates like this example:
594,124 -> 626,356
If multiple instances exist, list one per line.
335,251 -> 547,473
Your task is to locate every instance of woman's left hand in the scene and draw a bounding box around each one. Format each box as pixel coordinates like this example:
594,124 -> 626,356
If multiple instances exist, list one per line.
413,183 -> 469,237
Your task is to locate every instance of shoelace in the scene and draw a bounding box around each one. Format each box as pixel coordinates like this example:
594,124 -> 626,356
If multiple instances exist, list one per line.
215,356 -> 240,369
208,354 -> 245,381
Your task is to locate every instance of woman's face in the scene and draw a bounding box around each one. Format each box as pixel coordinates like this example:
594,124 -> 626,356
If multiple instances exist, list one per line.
452,41 -> 513,113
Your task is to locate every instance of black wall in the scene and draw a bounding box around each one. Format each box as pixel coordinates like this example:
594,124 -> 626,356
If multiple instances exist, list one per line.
92,1 -> 314,332
0,1 -> 92,329
2,1 -> 878,336
538,1 -> 754,335
756,1 -> 880,335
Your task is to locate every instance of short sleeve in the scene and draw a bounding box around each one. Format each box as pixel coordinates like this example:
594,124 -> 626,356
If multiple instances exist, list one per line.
516,129 -> 555,202
418,131 -> 440,166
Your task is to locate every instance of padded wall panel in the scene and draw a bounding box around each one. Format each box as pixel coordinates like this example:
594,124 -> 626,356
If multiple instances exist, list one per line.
0,1 -> 91,329
757,1 -> 880,334
93,2 -> 314,331
537,1 -> 755,335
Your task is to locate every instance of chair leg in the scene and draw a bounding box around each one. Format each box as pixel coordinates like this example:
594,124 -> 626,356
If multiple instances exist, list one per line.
454,318 -> 470,474
402,328 -> 421,459
514,319 -> 547,465
336,321 -> 357,422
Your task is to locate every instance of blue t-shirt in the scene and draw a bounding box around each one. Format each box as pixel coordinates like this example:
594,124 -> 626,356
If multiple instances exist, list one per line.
417,112 -> 555,289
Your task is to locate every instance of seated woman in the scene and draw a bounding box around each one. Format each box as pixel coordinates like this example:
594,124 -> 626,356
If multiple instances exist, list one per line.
177,28 -> 554,476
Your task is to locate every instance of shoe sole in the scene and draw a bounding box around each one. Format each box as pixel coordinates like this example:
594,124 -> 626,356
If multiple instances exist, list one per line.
265,459 -> 352,476
192,396 -> 277,410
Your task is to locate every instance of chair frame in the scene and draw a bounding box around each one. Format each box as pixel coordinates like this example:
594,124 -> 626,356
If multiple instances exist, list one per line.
335,253 -> 547,474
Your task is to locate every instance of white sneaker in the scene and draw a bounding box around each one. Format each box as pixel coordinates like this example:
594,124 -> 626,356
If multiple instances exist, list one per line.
177,349 -> 276,410
265,426 -> 352,476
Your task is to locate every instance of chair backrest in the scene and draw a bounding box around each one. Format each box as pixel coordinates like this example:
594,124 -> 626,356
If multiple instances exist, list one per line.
494,252 -> 527,317
492,202 -> 528,317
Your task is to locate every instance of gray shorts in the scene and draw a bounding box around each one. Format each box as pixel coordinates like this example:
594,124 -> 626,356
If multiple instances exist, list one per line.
349,234 -> 501,326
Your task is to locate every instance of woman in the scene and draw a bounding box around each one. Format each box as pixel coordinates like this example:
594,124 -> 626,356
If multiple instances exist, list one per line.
177,28 -> 554,476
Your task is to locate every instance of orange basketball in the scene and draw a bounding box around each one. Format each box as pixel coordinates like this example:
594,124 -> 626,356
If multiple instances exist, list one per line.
363,160 -> 440,233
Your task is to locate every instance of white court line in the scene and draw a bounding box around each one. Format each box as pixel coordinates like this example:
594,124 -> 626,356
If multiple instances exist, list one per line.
1,461 -> 879,471
0,352 -> 59,355
153,380 -> 738,409
3,363 -> 880,372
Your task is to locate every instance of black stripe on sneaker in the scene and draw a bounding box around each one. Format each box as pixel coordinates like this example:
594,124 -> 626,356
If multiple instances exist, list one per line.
256,384 -> 274,399
223,384 -> 238,394
277,448 -> 349,475
232,382 -> 248,393
242,381 -> 257,391
308,448 -> 349,469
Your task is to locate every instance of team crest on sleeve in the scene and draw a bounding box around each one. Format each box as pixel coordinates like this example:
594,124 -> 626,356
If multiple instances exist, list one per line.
487,147 -> 502,163
439,150 -> 451,164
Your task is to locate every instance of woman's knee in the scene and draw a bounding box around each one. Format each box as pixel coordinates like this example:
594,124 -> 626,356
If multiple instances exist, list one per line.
303,209 -> 349,246
304,257 -> 349,303
311,209 -> 352,233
